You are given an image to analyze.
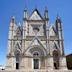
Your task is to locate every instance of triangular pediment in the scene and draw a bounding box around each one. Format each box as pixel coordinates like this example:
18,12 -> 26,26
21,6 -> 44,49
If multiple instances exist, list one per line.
32,39 -> 40,46
29,9 -> 43,20
14,25 -> 22,36
24,36 -> 46,53
24,36 -> 47,56
30,36 -> 44,48
49,24 -> 56,36
16,26 -> 21,33
14,41 -> 21,53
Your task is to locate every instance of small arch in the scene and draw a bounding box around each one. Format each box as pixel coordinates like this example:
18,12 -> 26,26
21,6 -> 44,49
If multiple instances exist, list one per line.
53,50 -> 60,69
27,46 -> 47,56
33,51 -> 40,57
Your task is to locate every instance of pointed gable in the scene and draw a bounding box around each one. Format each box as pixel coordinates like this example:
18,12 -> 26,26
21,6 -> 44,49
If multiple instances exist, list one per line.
29,9 -> 43,20
32,39 -> 40,46
24,36 -> 46,53
29,36 -> 45,48
49,24 -> 56,36
14,41 -> 22,54
24,36 -> 47,56
15,25 -> 22,36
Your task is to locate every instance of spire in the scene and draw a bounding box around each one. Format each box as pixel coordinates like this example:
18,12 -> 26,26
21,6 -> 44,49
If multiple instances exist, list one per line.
24,7 -> 28,20
10,16 -> 16,28
9,16 -> 16,39
44,6 -> 49,20
11,16 -> 16,23
56,15 -> 62,31
24,0 -> 28,20
56,15 -> 64,56
56,15 -> 62,24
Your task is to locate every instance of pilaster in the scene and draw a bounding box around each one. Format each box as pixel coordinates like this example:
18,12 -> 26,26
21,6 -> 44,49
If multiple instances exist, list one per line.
59,56 -> 67,70
47,56 -> 54,70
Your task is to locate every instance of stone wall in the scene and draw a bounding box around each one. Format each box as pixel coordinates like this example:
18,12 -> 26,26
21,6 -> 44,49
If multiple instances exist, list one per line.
66,54 -> 72,70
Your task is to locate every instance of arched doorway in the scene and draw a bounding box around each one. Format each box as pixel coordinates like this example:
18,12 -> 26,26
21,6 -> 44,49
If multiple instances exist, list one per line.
14,43 -> 21,70
16,52 -> 20,69
33,52 -> 40,69
53,50 -> 59,69
27,46 -> 47,69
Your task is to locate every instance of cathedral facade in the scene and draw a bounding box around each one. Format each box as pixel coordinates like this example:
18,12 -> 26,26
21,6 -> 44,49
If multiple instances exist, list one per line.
6,8 -> 67,70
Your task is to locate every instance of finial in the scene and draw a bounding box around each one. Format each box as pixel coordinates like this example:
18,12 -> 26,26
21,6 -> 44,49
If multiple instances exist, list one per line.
11,16 -> 15,23
35,4 -> 37,9
24,0 -> 27,11
56,14 -> 61,20
45,6 -> 48,12
45,6 -> 47,10
18,22 -> 21,27
24,6 -> 27,11
56,14 -> 62,23
44,6 -> 48,19
12,16 -> 15,19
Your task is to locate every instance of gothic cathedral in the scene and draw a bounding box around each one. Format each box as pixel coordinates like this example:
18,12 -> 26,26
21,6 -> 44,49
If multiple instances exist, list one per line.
6,8 -> 67,70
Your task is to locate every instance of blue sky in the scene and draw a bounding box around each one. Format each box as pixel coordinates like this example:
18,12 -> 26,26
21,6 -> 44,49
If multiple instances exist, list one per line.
0,0 -> 72,65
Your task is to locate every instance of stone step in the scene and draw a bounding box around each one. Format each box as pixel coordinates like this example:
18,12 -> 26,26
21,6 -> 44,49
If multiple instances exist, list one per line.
0,70 -> 72,72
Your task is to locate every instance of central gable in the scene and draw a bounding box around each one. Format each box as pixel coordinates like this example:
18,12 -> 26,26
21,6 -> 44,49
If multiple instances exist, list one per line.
29,9 -> 43,20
